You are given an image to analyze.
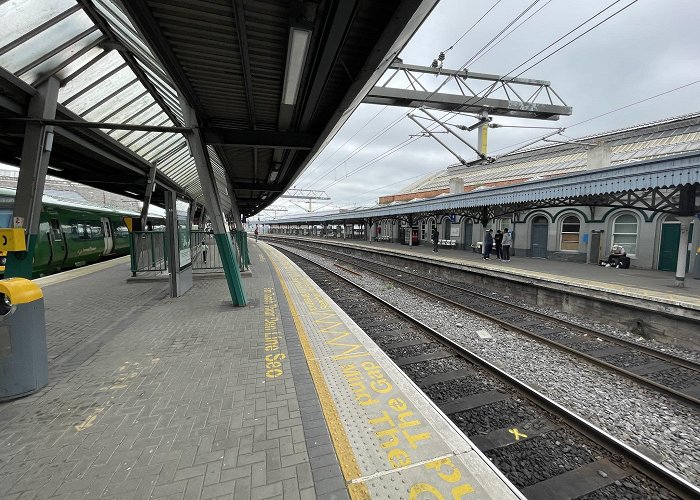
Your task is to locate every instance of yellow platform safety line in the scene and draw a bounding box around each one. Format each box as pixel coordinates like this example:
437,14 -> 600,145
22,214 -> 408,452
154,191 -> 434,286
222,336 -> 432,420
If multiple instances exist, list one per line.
267,251 -> 370,500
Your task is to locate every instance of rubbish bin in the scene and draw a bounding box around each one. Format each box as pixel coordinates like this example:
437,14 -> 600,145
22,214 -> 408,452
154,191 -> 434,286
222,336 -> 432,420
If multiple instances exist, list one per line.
0,278 -> 48,401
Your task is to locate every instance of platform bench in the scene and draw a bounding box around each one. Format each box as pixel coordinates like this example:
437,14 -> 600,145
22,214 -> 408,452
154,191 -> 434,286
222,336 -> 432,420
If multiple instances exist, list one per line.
471,242 -> 482,253
438,239 -> 457,247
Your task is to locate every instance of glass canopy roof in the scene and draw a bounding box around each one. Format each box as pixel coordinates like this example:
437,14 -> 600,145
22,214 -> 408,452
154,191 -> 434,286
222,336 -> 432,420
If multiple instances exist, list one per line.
0,0 -> 229,209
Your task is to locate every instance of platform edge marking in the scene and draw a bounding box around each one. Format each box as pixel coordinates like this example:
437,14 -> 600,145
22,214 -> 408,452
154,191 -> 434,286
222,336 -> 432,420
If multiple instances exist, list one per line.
266,250 -> 370,499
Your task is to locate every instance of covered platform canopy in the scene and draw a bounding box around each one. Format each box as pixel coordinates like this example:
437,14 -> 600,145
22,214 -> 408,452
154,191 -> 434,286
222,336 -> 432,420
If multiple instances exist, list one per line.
0,0 -> 437,215
0,0 -> 439,304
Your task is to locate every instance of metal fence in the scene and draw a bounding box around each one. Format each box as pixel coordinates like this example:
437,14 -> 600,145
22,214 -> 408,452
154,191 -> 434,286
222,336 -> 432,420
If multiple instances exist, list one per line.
129,230 -> 249,275
129,231 -> 167,275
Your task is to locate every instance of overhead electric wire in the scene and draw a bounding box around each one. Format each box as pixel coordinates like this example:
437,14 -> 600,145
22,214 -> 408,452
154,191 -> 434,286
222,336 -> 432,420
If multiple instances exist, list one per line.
460,0 -> 544,70
303,1 -> 562,196
567,80 -> 700,129
299,105 -> 391,180
422,0 -> 644,159
441,0 -> 503,55
299,1 -> 503,190
317,135 -> 423,193
488,80 -> 700,157
300,0 -> 646,205
510,0 -> 641,80
303,109 -> 410,188
469,0 -> 555,66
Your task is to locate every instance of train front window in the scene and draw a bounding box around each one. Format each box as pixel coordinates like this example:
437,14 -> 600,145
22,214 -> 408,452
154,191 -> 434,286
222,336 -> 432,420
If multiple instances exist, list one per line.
0,210 -> 11,228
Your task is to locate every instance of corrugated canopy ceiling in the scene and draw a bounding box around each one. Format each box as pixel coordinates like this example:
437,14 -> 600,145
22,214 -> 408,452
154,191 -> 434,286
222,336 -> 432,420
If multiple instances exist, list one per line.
0,0 -> 436,216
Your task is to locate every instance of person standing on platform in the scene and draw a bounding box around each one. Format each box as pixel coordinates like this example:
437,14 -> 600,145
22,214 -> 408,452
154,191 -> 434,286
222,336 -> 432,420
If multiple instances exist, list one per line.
483,229 -> 493,259
431,227 -> 439,252
494,229 -> 503,260
254,224 -> 259,242
501,228 -> 512,262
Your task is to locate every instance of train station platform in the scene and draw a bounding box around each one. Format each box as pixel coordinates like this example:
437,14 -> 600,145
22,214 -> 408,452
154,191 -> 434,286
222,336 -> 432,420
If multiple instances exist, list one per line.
265,235 -> 700,310
0,243 -> 520,499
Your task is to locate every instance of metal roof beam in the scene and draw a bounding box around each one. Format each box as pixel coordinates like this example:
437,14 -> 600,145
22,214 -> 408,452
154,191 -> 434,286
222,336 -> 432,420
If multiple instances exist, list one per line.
230,182 -> 284,192
390,62 -> 553,86
1,117 -> 189,133
231,0 -> 255,130
119,0 -> 209,123
201,128 -> 315,149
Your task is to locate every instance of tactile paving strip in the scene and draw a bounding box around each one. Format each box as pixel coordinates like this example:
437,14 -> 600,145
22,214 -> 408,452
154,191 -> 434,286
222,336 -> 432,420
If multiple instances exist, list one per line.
263,244 -> 521,499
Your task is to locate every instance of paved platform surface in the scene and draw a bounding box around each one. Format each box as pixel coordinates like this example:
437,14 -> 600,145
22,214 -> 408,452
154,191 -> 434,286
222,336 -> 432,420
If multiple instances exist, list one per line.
0,242 -> 520,499
266,235 -> 700,309
0,245 -> 340,499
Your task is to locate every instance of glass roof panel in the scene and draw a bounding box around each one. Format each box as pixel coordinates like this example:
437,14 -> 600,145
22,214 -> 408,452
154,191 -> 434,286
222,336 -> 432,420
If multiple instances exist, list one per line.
66,66 -> 136,115
0,0 -> 77,50
127,129 -> 168,153
1,6 -> 93,76
136,60 -> 183,120
21,30 -> 103,85
54,46 -> 105,82
59,49 -> 123,102
92,0 -> 159,66
142,135 -> 181,162
106,106 -> 162,141
87,90 -> 152,123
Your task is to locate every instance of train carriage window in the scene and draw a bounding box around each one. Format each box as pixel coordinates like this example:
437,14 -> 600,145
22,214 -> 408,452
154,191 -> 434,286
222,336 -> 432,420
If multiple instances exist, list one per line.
50,219 -> 62,242
115,225 -> 129,238
0,209 -> 12,228
91,222 -> 104,238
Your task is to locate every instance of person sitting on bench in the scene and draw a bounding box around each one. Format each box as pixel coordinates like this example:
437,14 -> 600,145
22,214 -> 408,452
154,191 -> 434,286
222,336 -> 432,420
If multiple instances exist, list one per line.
606,245 -> 627,267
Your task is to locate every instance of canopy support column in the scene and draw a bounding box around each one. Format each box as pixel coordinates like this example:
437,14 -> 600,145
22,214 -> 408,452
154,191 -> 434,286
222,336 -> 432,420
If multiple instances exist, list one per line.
180,99 -> 246,306
674,216 -> 694,287
6,77 -> 60,278
140,164 -> 157,229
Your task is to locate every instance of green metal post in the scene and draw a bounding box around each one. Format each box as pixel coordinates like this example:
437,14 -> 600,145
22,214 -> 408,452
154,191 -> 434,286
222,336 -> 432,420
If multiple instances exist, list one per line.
4,235 -> 38,279
215,233 -> 246,305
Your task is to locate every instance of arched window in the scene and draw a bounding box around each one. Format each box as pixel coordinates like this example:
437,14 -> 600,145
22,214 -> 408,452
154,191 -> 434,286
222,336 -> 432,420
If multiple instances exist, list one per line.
560,215 -> 580,251
613,214 -> 638,255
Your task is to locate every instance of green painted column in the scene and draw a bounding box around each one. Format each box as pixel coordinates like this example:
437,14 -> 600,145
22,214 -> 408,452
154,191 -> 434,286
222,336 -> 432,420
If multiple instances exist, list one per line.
4,235 -> 38,279
216,233 -> 246,306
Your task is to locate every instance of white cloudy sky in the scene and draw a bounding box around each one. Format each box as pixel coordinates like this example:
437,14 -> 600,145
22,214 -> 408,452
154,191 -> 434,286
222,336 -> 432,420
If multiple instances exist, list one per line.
263,0 -> 699,218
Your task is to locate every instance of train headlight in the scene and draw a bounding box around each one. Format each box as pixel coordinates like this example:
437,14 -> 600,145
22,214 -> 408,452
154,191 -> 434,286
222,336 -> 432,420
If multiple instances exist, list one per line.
0,293 -> 11,315
0,256 -> 6,265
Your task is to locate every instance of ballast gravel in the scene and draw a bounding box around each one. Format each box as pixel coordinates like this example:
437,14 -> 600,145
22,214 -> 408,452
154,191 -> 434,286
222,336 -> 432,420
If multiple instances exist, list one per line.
276,244 -> 700,486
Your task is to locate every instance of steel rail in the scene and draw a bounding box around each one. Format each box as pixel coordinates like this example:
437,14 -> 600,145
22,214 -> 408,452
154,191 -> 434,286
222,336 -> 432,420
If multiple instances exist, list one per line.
274,239 -> 700,409
278,245 -> 700,500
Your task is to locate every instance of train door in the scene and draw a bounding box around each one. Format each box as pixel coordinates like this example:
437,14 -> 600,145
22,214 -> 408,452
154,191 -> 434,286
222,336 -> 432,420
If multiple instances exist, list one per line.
101,217 -> 114,255
48,218 -> 67,267
530,216 -> 548,258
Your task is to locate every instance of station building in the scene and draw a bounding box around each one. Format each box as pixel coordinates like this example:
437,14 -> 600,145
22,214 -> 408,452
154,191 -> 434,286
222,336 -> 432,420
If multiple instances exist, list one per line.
361,113 -> 700,273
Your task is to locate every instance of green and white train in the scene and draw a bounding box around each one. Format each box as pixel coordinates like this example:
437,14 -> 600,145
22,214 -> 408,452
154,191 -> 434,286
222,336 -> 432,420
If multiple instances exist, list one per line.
0,187 -> 135,278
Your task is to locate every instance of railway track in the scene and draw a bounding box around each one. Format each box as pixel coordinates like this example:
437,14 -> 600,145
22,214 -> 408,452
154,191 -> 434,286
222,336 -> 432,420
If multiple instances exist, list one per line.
275,246 -> 699,500
272,240 -> 700,409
